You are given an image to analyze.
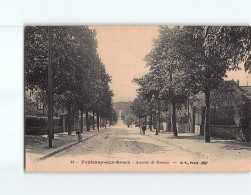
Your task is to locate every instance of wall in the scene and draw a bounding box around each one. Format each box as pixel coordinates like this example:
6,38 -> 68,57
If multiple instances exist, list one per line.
209,125 -> 247,141
195,125 -> 200,135
177,123 -> 189,132
25,126 -> 63,135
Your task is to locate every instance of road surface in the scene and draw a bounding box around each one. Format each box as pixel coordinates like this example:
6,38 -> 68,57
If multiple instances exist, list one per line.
28,125 -> 210,171
53,126 -> 200,159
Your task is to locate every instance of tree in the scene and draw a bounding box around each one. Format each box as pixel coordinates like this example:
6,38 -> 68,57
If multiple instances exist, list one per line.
202,26 -> 251,71
134,27 -> 189,137
25,26 -> 114,140
124,114 -> 135,127
133,75 -> 159,134
131,94 -> 146,127
51,26 -> 98,134
108,107 -> 118,126
90,59 -> 114,130
172,26 -> 251,142
131,91 -> 155,132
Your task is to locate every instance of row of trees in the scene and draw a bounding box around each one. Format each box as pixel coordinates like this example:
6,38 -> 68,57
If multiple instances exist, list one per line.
131,26 -> 251,142
25,26 -> 116,146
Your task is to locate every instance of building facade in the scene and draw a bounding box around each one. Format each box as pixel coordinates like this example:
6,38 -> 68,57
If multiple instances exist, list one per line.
186,80 -> 251,141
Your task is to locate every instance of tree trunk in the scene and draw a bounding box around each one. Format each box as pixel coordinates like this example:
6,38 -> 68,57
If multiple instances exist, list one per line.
165,111 -> 168,132
167,103 -> 172,132
67,104 -> 71,135
97,112 -> 100,131
158,112 -> 161,133
171,100 -> 178,136
153,114 -> 156,130
191,106 -> 196,133
51,98 -> 54,139
80,110 -> 83,133
187,97 -> 190,132
64,115 -> 67,132
200,107 -> 206,136
145,115 -> 147,129
86,110 -> 90,131
92,112 -> 95,130
150,113 -> 153,131
166,110 -> 171,132
100,117 -> 102,128
158,100 -> 161,133
169,72 -> 177,136
155,113 -> 159,135
168,117 -> 171,132
204,88 -> 211,142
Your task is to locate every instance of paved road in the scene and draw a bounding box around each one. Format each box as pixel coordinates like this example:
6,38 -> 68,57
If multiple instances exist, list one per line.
27,126 -> 251,171
52,126 -> 203,160
30,126 -> 209,171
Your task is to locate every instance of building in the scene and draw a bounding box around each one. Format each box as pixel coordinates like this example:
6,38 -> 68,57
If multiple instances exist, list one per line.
25,88 -> 82,135
186,80 -> 251,141
25,88 -> 46,117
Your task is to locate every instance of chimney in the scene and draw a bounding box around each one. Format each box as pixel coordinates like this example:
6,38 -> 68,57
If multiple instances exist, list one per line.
237,79 -> 239,86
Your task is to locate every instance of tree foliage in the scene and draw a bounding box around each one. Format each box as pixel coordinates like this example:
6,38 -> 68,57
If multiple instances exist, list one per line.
25,26 -> 116,134
132,26 -> 251,142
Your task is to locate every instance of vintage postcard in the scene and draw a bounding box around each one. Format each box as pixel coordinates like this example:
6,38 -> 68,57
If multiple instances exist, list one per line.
24,26 -> 251,172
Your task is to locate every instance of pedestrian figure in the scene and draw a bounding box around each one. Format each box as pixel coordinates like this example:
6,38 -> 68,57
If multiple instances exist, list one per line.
76,130 -> 82,143
141,122 -> 146,135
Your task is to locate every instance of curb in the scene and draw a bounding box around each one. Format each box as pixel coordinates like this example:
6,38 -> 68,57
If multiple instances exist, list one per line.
167,141 -> 216,160
37,130 -> 107,161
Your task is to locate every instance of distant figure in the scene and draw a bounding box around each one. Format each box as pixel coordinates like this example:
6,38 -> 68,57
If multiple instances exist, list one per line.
141,122 -> 146,135
76,130 -> 82,143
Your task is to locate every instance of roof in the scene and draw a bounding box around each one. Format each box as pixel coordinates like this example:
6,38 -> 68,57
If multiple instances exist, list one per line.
240,86 -> 251,95
189,80 -> 251,106
240,86 -> 251,100
219,80 -> 251,101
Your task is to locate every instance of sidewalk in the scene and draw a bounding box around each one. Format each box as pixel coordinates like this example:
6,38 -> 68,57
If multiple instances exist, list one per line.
147,129 -> 251,161
25,128 -> 107,161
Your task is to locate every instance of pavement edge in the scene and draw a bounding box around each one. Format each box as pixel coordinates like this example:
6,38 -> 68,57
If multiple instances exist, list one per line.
37,130 -> 107,161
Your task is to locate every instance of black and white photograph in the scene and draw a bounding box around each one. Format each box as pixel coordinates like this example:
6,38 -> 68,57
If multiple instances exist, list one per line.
24,26 -> 251,172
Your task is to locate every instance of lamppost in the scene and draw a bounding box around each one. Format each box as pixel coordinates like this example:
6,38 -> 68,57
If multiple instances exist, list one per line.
47,26 -> 53,147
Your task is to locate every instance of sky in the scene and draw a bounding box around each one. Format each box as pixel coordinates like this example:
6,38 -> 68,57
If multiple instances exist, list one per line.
93,26 -> 159,102
93,26 -> 251,103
